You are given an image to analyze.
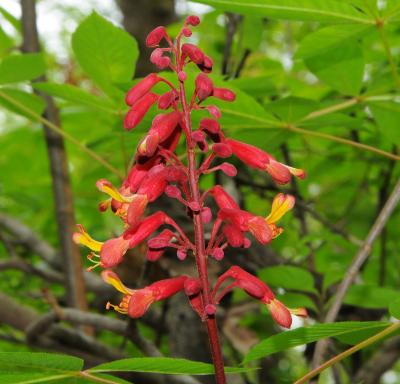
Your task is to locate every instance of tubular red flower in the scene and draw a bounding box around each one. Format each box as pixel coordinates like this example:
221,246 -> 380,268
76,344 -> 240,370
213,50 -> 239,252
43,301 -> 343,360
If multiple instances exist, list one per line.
124,211 -> 168,248
181,43 -> 204,64
212,143 -> 232,158
146,26 -> 168,47
125,73 -> 160,106
126,194 -> 148,228
209,185 -> 240,210
124,92 -> 158,131
226,138 -> 272,169
158,89 -> 179,110
212,266 -> 306,328
100,236 -> 130,268
195,73 -> 213,101
212,87 -> 236,102
103,270 -> 188,318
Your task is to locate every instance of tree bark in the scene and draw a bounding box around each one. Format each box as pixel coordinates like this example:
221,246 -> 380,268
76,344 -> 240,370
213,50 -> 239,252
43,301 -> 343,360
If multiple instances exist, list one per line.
116,0 -> 176,76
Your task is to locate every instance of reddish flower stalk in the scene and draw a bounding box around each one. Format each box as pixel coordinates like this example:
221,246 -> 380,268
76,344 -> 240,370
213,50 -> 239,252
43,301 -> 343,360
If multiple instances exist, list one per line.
73,15 -> 307,384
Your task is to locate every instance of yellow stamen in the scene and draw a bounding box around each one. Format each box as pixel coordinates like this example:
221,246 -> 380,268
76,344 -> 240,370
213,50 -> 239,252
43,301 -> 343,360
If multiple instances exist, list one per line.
101,270 -> 134,295
266,193 -> 295,224
96,179 -> 133,203
73,224 -> 103,252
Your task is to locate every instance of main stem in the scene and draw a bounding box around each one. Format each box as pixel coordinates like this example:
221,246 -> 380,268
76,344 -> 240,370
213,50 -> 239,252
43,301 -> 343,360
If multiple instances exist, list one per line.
178,80 -> 227,384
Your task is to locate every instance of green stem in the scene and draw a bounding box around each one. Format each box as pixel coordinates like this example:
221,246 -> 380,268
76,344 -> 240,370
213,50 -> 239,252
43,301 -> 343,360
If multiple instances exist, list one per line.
286,124 -> 400,161
295,321 -> 400,384
0,89 -> 124,179
376,22 -> 400,88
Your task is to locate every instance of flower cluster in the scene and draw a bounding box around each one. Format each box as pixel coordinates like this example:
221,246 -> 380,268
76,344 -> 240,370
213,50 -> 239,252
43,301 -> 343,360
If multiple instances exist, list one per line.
74,16 -> 307,329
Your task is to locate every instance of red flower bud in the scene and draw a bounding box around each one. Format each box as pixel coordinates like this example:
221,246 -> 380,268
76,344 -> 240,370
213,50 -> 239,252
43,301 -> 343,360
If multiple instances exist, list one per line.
125,73 -> 160,106
137,164 -> 168,201
182,27 -> 192,37
177,248 -> 187,260
197,55 -> 213,73
124,92 -> 158,131
212,143 -> 232,158
147,229 -> 175,249
181,43 -> 204,64
205,105 -> 221,119
146,26 -> 167,47
222,223 -> 245,247
219,162 -> 237,177
137,133 -> 159,157
195,73 -> 213,101
178,71 -> 187,81
184,278 -> 202,296
212,247 -> 224,260
158,89 -> 179,110
212,87 -> 236,102
165,184 -> 181,199
151,111 -> 182,143
150,48 -> 171,69
201,207 -> 212,224
209,185 -> 239,210
185,15 -> 200,26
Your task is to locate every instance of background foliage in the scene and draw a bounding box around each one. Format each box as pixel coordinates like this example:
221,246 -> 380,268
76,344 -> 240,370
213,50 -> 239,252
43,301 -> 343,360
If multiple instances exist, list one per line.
0,1 -> 399,383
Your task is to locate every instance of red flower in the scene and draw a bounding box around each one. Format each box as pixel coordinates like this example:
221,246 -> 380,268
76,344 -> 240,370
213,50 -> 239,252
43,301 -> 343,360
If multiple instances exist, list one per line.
125,73 -> 160,106
146,26 -> 168,47
124,92 -> 158,131
212,266 -> 307,328
195,73 -> 213,101
102,270 -> 187,318
212,87 -> 236,102
226,138 -> 305,184
181,43 -> 204,65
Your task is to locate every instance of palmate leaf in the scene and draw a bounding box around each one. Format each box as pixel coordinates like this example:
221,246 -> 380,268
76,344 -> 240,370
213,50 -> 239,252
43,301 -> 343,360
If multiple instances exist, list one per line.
72,12 -> 138,101
89,357 -> 253,375
243,321 -> 389,363
193,0 -> 373,24
258,265 -> 317,293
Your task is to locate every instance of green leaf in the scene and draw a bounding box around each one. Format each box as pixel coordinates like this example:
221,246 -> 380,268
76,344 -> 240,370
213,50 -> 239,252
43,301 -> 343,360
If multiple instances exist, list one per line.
243,321 -> 389,363
389,298 -> 400,319
296,24 -> 373,60
368,101 -> 400,144
344,285 -> 400,309
0,53 -> 46,84
0,352 -> 84,372
0,27 -> 13,58
33,82 -> 118,114
258,265 -> 317,293
0,88 -> 46,118
193,0 -> 372,23
304,39 -> 364,95
89,357 -> 252,375
264,97 -> 318,123
0,6 -> 21,31
72,12 -> 138,100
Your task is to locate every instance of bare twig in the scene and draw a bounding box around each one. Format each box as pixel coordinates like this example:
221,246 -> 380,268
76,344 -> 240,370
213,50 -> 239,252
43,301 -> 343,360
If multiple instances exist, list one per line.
312,178 -> 400,368
20,0 -> 88,313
